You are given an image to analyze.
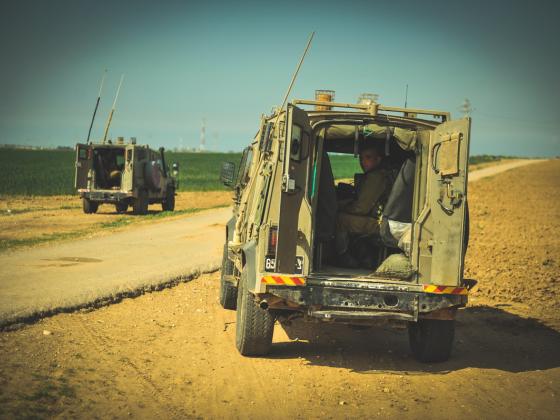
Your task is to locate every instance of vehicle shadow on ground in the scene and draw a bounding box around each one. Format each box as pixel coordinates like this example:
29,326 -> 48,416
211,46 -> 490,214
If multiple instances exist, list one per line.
270,305 -> 560,374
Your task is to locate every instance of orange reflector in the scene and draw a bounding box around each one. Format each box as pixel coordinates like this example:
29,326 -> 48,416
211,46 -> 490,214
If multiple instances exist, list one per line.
423,285 -> 468,295
261,275 -> 306,286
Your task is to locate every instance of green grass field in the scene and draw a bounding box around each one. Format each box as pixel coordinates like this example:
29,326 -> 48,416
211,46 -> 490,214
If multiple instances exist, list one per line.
0,148 -> 510,196
0,149 -> 363,196
0,149 -> 243,196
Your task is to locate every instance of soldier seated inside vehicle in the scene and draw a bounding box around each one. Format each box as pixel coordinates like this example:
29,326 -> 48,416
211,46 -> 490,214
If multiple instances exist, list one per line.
94,148 -> 125,189
380,155 -> 415,255
335,141 -> 388,268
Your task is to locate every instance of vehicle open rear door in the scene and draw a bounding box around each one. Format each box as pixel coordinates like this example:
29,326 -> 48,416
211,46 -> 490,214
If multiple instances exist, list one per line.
416,118 -> 471,286
74,143 -> 92,189
275,104 -> 313,273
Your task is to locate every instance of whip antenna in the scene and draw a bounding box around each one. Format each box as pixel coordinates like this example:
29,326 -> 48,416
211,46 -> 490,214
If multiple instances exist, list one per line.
276,31 -> 314,119
102,74 -> 125,144
86,69 -> 107,144
404,83 -> 409,108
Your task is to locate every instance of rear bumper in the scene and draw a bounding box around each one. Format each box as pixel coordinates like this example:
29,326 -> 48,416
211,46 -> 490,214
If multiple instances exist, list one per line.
78,189 -> 132,202
263,277 -> 467,323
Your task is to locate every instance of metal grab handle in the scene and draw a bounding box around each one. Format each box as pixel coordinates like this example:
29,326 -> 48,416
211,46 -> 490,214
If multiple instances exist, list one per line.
437,198 -> 455,215
431,142 -> 442,173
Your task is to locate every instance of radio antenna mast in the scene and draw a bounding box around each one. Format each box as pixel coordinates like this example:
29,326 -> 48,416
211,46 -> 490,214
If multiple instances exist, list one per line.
404,83 -> 409,108
275,31 -> 315,124
102,74 -> 125,144
86,69 -> 107,144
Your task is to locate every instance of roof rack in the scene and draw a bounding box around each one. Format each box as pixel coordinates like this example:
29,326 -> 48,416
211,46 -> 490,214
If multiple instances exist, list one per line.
291,99 -> 450,121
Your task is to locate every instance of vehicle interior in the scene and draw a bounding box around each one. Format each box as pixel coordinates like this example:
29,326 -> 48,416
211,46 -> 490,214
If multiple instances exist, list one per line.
311,121 -> 417,280
93,147 -> 125,189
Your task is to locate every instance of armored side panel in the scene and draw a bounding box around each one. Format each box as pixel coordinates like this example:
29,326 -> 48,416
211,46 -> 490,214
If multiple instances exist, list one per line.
132,145 -> 147,193
413,118 -> 471,286
275,105 -> 314,274
74,143 -> 92,189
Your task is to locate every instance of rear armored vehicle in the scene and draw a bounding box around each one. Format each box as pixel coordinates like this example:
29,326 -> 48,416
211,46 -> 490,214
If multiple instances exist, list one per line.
220,90 -> 471,362
75,72 -> 179,215
74,138 -> 178,215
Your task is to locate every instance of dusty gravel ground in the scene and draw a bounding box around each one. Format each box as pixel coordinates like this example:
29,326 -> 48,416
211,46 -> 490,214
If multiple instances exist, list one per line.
464,159 -> 560,328
0,160 -> 559,419
0,191 -> 231,249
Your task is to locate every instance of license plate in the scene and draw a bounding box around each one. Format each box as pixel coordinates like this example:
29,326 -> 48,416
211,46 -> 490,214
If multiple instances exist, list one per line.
264,255 -> 304,274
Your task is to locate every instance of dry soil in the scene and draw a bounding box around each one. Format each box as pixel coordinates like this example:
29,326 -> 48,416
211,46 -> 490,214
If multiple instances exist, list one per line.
0,160 -> 559,419
0,191 -> 231,250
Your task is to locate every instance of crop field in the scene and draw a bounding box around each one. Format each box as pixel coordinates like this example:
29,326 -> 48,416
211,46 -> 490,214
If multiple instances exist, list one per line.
0,149 -> 363,196
0,148 -> 509,196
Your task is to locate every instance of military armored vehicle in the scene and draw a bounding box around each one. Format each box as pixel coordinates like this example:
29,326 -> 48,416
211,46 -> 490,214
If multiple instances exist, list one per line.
75,71 -> 178,215
220,91 -> 471,362
74,138 -> 178,215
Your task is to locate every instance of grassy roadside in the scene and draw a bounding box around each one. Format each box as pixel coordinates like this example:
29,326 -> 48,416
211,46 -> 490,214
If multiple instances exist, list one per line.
0,205 -> 228,253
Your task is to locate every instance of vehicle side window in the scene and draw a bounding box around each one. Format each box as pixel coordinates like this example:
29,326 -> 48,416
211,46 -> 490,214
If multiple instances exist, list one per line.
237,147 -> 253,187
290,124 -> 309,162
78,148 -> 88,160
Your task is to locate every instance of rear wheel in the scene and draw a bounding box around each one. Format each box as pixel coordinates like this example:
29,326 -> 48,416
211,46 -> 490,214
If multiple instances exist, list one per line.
82,198 -> 98,214
162,187 -> 175,211
235,268 -> 274,356
132,189 -> 149,215
115,201 -> 128,213
219,244 -> 237,310
408,319 -> 455,363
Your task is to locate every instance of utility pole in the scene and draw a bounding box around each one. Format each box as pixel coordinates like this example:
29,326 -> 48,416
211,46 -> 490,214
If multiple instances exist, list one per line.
199,118 -> 206,152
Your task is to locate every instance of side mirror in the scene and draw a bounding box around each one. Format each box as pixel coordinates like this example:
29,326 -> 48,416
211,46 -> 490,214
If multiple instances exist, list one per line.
172,162 -> 179,177
220,161 -> 236,187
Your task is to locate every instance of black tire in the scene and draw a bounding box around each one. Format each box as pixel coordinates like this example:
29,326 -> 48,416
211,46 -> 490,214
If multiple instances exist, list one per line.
132,189 -> 149,215
115,201 -> 128,214
235,268 -> 274,356
219,244 -> 237,310
408,319 -> 455,363
82,198 -> 98,214
161,187 -> 175,212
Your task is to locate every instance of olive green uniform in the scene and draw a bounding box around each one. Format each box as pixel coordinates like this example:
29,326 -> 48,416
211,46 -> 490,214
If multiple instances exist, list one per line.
335,168 -> 387,254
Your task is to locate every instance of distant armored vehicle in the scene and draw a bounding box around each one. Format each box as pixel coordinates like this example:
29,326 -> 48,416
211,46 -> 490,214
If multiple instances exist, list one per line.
75,72 -> 178,215
74,138 -> 178,214
220,91 -> 471,362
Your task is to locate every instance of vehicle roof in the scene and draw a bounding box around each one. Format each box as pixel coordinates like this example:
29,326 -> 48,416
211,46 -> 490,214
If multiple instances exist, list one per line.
289,98 -> 450,130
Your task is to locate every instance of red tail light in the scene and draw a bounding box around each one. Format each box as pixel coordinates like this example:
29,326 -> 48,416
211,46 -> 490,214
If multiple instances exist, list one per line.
268,226 -> 278,255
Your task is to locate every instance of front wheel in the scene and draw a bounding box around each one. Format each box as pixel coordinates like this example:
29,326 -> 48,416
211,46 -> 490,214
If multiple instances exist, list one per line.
408,319 -> 455,363
82,198 -> 98,214
235,268 -> 275,356
162,187 -> 175,211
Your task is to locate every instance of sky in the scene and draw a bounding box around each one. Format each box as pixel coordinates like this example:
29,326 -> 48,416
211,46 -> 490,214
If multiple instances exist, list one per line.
0,0 -> 559,156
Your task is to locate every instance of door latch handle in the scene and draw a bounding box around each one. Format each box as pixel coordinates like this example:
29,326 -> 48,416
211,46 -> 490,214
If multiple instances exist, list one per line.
438,182 -> 463,214
282,174 -> 296,193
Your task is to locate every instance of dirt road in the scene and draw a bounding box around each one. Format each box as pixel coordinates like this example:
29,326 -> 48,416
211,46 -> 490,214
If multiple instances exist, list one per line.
468,159 -> 541,181
0,159 -> 559,419
0,207 -> 231,328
